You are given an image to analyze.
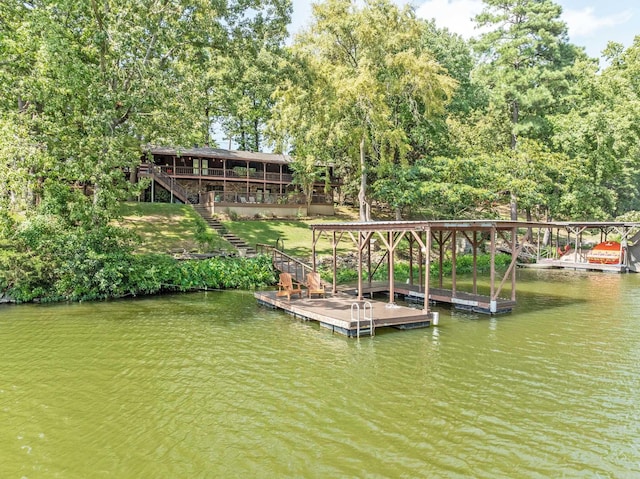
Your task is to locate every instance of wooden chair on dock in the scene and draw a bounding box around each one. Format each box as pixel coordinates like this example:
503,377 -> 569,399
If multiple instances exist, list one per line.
306,271 -> 326,299
276,272 -> 303,300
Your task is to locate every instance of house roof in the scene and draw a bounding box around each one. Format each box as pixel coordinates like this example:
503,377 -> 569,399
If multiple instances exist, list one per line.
147,146 -> 294,165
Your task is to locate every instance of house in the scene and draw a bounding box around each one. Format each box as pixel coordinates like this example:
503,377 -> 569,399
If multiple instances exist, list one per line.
136,146 -> 338,216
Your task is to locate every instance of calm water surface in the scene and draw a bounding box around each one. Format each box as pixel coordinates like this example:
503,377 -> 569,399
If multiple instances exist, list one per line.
1,269 -> 640,478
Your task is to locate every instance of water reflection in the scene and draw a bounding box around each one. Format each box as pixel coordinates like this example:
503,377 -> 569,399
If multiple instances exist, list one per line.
1,272 -> 640,477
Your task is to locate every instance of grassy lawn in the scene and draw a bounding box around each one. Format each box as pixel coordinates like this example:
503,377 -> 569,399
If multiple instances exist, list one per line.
223,208 -> 357,260
116,202 -> 233,254
115,202 -> 355,259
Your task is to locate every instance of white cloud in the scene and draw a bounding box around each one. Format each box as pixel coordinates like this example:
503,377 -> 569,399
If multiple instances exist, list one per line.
414,0 -> 486,38
563,7 -> 633,38
414,1 -> 634,41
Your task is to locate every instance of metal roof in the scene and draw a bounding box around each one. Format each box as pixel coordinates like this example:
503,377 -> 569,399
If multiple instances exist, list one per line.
310,219 -> 640,233
311,220 -> 550,232
147,146 -> 293,165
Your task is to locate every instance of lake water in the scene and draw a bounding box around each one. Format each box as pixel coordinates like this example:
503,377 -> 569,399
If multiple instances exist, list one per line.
1,269 -> 639,478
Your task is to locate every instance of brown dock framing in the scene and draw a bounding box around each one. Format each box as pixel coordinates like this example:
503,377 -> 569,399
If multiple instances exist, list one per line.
256,219 -> 640,337
523,221 -> 640,273
310,220 -> 541,315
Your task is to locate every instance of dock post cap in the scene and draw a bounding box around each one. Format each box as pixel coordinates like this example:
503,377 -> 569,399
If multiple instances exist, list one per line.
490,300 -> 497,314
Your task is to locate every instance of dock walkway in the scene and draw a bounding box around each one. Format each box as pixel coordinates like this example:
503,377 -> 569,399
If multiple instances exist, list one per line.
341,281 -> 516,314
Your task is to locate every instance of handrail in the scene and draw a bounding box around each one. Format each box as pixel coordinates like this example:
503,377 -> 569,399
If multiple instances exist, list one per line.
140,163 -> 192,204
256,243 -> 316,285
364,301 -> 374,337
351,302 -> 374,338
351,303 -> 360,338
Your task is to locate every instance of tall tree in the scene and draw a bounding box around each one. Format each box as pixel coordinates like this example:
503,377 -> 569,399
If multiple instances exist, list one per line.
551,41 -> 640,218
473,0 -> 584,220
211,0 -> 292,151
271,0 -> 455,221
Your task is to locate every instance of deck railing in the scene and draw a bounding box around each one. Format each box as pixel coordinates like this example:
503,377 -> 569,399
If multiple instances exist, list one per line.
154,164 -> 295,183
140,163 -> 334,206
199,191 -> 308,205
139,164 -> 194,204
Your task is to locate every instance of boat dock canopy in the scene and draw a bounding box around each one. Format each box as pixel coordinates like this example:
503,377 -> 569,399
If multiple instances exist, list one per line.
309,219 -> 640,313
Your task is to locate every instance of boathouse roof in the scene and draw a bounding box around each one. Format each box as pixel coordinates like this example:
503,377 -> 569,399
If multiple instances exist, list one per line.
311,219 -> 640,232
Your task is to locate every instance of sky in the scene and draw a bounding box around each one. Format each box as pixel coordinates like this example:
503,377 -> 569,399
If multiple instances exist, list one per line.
288,0 -> 639,60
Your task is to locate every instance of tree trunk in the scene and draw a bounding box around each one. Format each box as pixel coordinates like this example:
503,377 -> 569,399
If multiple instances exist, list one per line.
510,192 -> 518,221
542,210 -> 552,246
358,135 -> 370,222
524,207 -> 533,242
510,99 -> 519,221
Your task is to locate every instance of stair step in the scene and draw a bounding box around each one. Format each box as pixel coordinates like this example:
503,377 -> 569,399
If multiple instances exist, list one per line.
191,205 -> 259,256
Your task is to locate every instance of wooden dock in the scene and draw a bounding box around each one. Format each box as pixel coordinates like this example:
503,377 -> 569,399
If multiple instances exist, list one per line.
341,281 -> 516,314
254,291 -> 432,337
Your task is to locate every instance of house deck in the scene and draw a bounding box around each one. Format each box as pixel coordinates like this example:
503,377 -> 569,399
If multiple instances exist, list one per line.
254,291 -> 432,337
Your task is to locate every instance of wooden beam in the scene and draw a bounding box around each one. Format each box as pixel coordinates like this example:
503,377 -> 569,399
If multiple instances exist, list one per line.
451,230 -> 457,297
424,227 -> 431,311
490,227 -> 496,309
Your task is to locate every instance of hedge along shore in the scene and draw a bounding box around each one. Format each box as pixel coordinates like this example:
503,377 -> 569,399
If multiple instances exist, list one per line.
0,254 -> 276,305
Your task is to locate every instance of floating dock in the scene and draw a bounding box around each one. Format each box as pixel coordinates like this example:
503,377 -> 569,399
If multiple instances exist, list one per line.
520,259 -> 628,273
254,291 -> 432,337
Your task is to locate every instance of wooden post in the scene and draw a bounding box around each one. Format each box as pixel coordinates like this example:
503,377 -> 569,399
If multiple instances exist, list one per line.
367,237 -> 372,283
490,226 -> 496,304
332,232 -> 338,294
246,160 -> 250,199
357,232 -> 363,301
451,230 -> 457,297
418,232 -> 424,292
312,230 -> 317,272
439,231 -> 444,288
511,227 -> 517,301
409,235 -> 414,286
388,231 -> 395,303
424,227 -> 431,312
472,231 -> 478,295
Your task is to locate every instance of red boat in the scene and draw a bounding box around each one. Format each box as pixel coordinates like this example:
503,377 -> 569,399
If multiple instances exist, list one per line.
586,241 -> 623,264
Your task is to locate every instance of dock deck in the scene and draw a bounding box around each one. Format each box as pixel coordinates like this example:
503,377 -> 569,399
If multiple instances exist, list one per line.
254,291 -> 432,337
341,282 -> 516,314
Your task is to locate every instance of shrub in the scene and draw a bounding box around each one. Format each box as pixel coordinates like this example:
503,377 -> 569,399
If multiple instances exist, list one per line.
0,214 -> 276,303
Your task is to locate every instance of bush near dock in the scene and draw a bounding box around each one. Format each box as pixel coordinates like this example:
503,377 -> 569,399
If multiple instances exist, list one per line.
0,220 -> 275,303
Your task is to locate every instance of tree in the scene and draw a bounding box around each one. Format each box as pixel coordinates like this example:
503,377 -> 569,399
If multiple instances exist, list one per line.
211,0 -> 292,151
473,0 -> 585,220
271,0 -> 455,221
0,0 -> 292,227
551,40 -> 640,218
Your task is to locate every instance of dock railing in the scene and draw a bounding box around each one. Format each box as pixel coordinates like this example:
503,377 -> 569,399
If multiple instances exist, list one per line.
256,243 -> 314,285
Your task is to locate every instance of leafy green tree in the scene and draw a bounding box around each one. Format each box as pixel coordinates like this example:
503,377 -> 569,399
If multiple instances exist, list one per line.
271,0 -> 455,221
0,0 -> 292,226
472,0 -> 585,220
551,41 -> 640,218
211,1 -> 292,151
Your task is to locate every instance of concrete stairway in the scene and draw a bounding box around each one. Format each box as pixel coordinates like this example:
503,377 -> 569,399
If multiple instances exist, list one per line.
192,205 -> 256,256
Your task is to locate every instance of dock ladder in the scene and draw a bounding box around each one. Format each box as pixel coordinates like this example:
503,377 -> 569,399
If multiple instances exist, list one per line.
351,302 -> 374,338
